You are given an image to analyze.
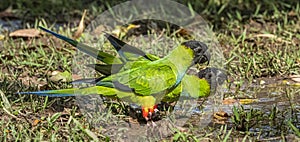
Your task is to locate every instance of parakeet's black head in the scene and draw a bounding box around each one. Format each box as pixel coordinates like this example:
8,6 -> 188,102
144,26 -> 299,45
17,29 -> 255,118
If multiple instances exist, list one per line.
198,67 -> 227,89
182,41 -> 210,65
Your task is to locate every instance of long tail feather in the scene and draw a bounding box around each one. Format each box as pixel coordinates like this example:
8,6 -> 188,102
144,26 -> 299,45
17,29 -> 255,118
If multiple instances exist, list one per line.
18,86 -> 127,98
104,33 -> 153,61
38,26 -> 121,64
18,88 -> 79,97
39,26 -> 78,47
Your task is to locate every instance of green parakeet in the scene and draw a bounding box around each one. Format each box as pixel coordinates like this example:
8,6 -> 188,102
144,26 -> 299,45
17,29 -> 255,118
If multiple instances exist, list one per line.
20,27 -> 211,120
88,40 -> 209,120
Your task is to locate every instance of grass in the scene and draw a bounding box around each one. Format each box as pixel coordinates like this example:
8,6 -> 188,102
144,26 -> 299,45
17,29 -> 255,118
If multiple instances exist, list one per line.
1,0 -> 300,141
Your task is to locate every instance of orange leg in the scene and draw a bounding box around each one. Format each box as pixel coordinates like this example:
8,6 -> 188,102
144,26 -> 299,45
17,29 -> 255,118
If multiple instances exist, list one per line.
142,105 -> 158,121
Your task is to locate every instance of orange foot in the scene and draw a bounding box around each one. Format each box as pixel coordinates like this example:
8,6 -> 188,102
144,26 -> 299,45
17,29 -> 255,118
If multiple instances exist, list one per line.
142,105 -> 158,121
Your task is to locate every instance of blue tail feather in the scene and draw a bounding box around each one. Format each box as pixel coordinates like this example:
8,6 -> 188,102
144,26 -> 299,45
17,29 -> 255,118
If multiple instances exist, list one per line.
17,90 -> 75,97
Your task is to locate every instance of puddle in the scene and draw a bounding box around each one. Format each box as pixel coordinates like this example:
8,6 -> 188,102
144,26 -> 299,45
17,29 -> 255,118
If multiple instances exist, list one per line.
211,79 -> 300,139
105,79 -> 300,140
243,86 -> 299,135
244,86 -> 299,110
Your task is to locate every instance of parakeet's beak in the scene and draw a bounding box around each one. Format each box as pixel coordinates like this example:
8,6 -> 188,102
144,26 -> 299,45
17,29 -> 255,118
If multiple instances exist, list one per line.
198,49 -> 210,65
193,46 -> 210,65
182,40 -> 210,65
198,67 -> 227,91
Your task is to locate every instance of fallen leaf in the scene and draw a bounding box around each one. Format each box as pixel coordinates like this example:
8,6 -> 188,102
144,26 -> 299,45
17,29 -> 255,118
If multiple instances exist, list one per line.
253,33 -> 277,38
288,10 -> 296,16
49,70 -> 72,82
239,99 -> 258,105
9,29 -> 40,38
252,34 -> 291,44
74,9 -> 87,39
260,80 -> 266,85
51,70 -> 60,76
112,24 -> 140,38
32,119 -> 41,126
222,98 -> 238,105
290,75 -> 300,82
0,34 -> 4,40
223,98 -> 257,105
215,111 -> 229,117
126,24 -> 140,31
213,111 -> 229,120
213,111 -> 230,124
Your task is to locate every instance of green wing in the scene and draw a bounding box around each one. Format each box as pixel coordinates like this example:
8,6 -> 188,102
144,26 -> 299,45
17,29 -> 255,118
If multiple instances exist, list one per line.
101,62 -> 177,96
